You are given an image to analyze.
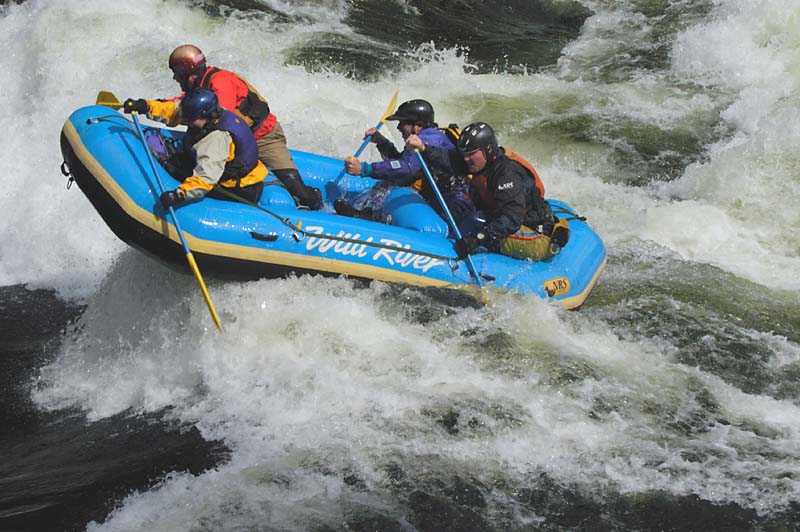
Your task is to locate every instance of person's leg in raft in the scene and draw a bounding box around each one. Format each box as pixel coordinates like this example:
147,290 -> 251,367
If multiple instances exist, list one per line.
256,123 -> 322,210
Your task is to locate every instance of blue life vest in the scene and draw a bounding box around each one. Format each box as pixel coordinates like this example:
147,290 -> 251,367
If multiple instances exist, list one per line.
186,109 -> 259,187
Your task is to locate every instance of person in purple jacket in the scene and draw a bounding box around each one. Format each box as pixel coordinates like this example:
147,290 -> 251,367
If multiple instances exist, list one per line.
334,99 -> 471,223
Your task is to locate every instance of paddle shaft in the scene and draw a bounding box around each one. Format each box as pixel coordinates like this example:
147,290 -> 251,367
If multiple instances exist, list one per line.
130,112 -> 224,333
334,89 -> 398,183
414,149 -> 484,287
334,120 -> 388,182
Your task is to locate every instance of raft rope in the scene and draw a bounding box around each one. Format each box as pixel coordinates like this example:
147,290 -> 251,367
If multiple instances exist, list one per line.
210,185 -> 465,267
551,205 -> 586,222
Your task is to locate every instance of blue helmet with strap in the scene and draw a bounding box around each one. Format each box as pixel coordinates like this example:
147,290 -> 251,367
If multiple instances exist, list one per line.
181,88 -> 219,121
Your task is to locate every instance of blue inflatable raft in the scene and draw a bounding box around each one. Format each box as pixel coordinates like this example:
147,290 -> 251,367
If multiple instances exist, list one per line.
60,105 -> 606,309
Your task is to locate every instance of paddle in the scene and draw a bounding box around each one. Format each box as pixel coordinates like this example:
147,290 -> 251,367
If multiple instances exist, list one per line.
96,90 -> 123,109
335,89 -> 399,182
133,112 -> 223,332
413,149 -> 485,289
96,91 -> 224,332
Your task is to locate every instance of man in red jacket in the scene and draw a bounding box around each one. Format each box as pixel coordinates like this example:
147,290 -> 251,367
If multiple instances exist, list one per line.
125,44 -> 322,210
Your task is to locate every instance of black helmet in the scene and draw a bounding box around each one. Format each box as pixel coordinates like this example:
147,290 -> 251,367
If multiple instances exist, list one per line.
458,122 -> 498,161
386,99 -> 435,126
182,88 -> 219,121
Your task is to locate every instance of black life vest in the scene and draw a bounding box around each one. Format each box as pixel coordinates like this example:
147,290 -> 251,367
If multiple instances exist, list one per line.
504,148 -> 545,198
439,123 -> 461,145
472,151 -> 553,229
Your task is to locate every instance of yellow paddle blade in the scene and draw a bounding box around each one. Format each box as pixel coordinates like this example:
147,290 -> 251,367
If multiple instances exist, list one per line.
379,89 -> 399,123
186,252 -> 224,333
96,90 -> 123,109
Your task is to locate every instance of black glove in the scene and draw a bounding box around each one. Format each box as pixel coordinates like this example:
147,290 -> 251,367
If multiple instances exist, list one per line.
454,232 -> 485,260
123,98 -> 149,114
160,189 -> 183,208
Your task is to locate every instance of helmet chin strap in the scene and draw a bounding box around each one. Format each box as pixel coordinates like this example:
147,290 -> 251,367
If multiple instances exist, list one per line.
176,70 -> 201,92
189,117 -> 213,136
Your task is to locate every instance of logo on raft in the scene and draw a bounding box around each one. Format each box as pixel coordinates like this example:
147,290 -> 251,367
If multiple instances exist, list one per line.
304,226 -> 445,273
544,277 -> 570,297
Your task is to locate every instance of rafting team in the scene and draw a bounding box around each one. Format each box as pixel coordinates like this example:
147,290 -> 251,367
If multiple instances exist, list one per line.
123,45 -> 569,263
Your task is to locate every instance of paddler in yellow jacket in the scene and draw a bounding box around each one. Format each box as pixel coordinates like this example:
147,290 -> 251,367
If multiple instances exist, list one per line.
123,44 -> 322,210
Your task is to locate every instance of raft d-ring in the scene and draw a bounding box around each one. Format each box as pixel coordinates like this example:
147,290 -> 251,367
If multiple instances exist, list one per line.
61,161 -> 75,189
447,258 -> 461,271
285,217 -> 306,242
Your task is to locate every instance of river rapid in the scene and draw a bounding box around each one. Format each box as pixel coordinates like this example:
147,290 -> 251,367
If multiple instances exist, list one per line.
0,1 -> 799,530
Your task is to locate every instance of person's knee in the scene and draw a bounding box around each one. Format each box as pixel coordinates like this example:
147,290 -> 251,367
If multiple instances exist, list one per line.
273,169 -> 322,210
273,168 -> 300,179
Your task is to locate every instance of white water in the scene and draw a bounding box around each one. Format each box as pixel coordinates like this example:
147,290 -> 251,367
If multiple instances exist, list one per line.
1,0 -> 799,293
1,0 -> 798,528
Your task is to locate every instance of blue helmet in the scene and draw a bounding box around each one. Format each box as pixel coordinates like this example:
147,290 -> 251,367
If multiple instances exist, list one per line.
181,88 -> 219,121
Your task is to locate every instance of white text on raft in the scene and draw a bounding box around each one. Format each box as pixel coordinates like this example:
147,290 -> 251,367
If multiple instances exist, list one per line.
304,226 -> 445,273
